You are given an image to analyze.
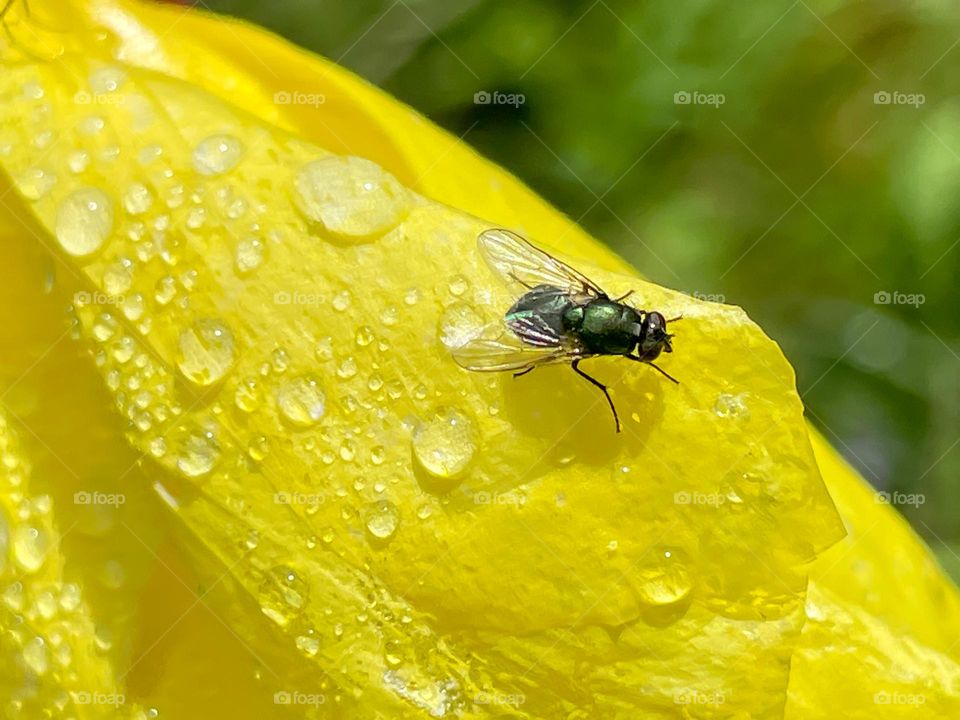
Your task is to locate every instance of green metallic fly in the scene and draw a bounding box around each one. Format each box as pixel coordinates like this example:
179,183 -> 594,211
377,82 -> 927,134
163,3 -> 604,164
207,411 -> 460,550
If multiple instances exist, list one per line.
453,229 -> 680,432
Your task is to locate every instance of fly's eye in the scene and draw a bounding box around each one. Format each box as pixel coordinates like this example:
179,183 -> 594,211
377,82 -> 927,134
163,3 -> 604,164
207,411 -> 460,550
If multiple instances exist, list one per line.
646,312 -> 666,335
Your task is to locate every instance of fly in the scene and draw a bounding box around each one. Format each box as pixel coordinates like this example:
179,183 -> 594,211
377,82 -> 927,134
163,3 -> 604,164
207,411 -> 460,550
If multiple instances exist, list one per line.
452,228 -> 680,432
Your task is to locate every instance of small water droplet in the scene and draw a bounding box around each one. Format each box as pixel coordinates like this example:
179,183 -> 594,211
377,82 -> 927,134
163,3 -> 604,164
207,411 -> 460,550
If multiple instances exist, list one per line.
173,429 -> 220,478
55,188 -> 113,256
123,182 -> 153,215
355,325 -> 374,347
259,565 -> 308,627
102,257 -> 134,296
23,636 -> 48,675
412,407 -> 477,485
248,435 -> 269,462
448,275 -> 469,297
192,135 -> 243,175
277,376 -> 326,427
332,289 -> 351,312
337,357 -> 358,379
364,500 -> 400,542
632,547 -> 693,606
14,166 -> 56,200
176,319 -> 235,386
67,150 -> 90,174
13,526 -> 48,573
714,392 -> 749,419
295,632 -> 320,657
235,377 -> 261,412
235,236 -> 265,274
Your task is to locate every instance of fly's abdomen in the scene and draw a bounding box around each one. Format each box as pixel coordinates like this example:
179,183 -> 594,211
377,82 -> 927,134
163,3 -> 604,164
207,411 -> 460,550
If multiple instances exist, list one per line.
504,285 -> 574,345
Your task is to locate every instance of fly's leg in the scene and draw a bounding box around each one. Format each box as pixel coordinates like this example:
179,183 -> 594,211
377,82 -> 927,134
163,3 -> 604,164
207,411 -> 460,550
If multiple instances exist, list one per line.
572,359 -> 621,433
626,354 -> 680,384
613,289 -> 635,302
513,366 -> 535,379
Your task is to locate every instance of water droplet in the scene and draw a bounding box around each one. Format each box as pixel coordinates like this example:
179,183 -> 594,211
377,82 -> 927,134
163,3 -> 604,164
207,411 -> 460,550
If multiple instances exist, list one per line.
295,632 -> 320,657
438,303 -> 485,349
89,66 -> 125,94
13,526 -> 48,573
380,306 -> 399,325
248,435 -> 269,462
270,347 -> 290,374
103,257 -> 134,296
332,289 -> 351,312
234,377 -> 261,412
23,636 -> 48,675
277,376 -> 326,427
154,275 -> 177,305
364,500 -> 399,542
294,156 -> 408,240
67,150 -> 90,174
173,429 -> 220,478
632,547 -> 693,606
121,292 -> 145,321
55,188 -> 113,257
259,565 -> 308,627
404,288 -> 420,306
412,408 -> 477,485
337,357 -> 357,379
176,319 -> 235,386
192,135 -> 243,175
245,530 -> 260,550
370,446 -> 386,465
14,166 -> 56,200
714,392 -> 749,419
448,275 -> 469,296
235,236 -> 265,274
123,182 -> 153,215
355,325 -> 374,347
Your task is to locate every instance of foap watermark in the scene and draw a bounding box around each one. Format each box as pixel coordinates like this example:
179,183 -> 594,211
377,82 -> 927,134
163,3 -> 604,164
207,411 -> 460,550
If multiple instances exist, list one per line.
273,90 -> 326,108
73,691 -> 126,707
674,491 -> 726,507
474,691 -> 526,708
674,690 -> 726,707
274,290 -> 324,306
74,491 -> 126,508
273,690 -> 326,707
274,491 -> 325,508
473,90 -> 525,108
873,90 -> 925,108
73,290 -> 124,307
875,490 -> 925,508
73,90 -> 126,106
674,90 -> 725,108
474,491 -> 524,507
687,290 -> 726,304
873,290 -> 925,307
874,690 -> 925,706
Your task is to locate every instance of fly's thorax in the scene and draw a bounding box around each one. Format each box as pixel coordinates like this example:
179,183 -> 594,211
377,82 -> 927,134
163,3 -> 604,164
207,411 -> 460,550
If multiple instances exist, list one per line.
577,300 -> 641,354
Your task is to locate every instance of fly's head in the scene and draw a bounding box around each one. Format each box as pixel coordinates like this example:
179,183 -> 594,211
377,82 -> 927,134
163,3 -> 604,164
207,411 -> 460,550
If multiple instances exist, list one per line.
635,311 -> 674,360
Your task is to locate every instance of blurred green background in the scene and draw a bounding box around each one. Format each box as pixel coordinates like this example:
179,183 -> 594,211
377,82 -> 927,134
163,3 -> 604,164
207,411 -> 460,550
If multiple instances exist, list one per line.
203,0 -> 960,571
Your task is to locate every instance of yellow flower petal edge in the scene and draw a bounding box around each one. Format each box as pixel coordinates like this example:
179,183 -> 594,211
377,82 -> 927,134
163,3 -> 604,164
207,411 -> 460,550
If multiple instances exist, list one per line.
0,0 -> 955,717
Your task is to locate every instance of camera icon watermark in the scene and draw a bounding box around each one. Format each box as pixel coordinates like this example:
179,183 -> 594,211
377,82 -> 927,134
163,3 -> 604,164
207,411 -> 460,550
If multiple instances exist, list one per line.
74,490 -> 126,508
674,90 -> 725,107
873,90 -> 925,108
273,90 -> 326,108
873,290 -> 925,307
473,90 -> 526,108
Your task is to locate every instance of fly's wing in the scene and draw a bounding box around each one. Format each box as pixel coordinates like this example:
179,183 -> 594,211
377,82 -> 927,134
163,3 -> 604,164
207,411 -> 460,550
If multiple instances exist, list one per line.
478,228 -> 607,299
451,326 -> 585,372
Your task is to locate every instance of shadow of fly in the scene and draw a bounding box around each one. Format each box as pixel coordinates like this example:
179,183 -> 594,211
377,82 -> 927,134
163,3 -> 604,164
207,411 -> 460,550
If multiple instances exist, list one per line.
453,229 -> 680,433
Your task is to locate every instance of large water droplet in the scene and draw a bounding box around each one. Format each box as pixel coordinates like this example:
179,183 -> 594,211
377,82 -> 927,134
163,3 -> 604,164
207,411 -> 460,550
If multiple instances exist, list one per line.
294,156 -> 408,240
632,547 -> 693,606
277,376 -> 326,427
259,565 -> 308,627
364,500 -> 400,543
438,303 -> 485,349
412,408 -> 477,486
55,188 -> 113,256
192,135 -> 243,175
176,319 -> 235,386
